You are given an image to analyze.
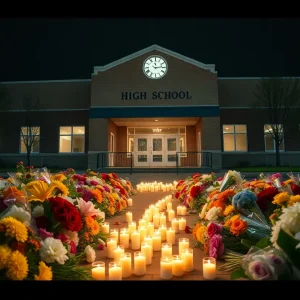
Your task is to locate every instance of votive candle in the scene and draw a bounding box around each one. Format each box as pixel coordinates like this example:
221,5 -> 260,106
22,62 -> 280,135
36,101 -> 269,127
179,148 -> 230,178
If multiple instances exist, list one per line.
127,198 -> 133,206
178,217 -> 186,231
120,252 -> 132,278
101,222 -> 109,233
134,251 -> 146,276
160,256 -> 173,280
203,257 -> 217,280
109,261 -> 122,280
161,243 -> 172,258
182,248 -> 193,272
172,255 -> 184,277
91,261 -> 105,280
166,227 -> 175,245
106,237 -> 117,259
178,238 -> 189,257
126,211 -> 132,223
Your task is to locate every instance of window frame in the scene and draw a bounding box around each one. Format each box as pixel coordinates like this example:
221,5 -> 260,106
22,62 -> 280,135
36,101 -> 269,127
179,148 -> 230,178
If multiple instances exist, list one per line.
222,124 -> 248,152
59,126 -> 85,153
264,124 -> 285,152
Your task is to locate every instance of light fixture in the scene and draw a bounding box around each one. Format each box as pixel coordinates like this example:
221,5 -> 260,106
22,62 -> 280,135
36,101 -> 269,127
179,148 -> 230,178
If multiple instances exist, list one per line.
153,128 -> 162,133
155,119 -> 158,122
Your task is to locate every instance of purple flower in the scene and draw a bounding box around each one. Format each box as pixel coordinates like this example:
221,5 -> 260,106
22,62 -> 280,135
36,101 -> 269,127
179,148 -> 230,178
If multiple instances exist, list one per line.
247,261 -> 276,280
209,234 -> 224,259
81,189 -> 94,202
38,228 -> 54,240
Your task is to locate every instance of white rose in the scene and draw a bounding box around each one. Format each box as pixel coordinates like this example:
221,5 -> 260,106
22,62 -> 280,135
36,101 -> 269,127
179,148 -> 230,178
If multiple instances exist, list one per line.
85,245 -> 96,263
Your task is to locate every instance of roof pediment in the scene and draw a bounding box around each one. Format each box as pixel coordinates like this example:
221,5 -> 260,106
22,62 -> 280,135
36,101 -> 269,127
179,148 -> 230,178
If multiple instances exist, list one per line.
93,44 -> 216,75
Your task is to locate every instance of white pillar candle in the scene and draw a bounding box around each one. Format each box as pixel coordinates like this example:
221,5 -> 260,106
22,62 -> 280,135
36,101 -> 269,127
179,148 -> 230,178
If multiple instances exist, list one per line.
172,255 -> 184,277
178,238 -> 190,257
141,241 -> 152,265
146,222 -> 154,237
176,205 -> 183,216
153,207 -> 159,215
166,227 -> 176,245
144,236 -> 153,257
178,217 -> 187,231
160,199 -> 166,210
110,229 -> 119,243
138,226 -> 147,243
126,211 -> 132,223
131,230 -> 140,250
153,213 -> 160,228
128,221 -> 136,237
160,256 -> 173,280
182,248 -> 193,272
101,222 -> 109,233
109,261 -> 122,280
119,228 -> 130,249
181,206 -> 187,216
168,209 -> 175,222
114,245 -> 125,262
127,198 -> 133,206
138,219 -> 146,227
159,213 -> 166,226
120,252 -> 132,278
203,257 -> 217,280
106,237 -> 117,259
152,230 -> 162,251
145,209 -> 152,221
167,202 -> 172,211
91,261 -> 105,280
134,251 -> 146,276
159,224 -> 167,242
171,218 -> 179,233
161,243 -> 172,258
149,204 -> 155,213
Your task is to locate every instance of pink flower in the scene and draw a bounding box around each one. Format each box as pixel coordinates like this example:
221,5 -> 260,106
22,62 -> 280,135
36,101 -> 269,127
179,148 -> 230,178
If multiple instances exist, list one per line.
56,233 -> 68,243
90,180 -> 98,186
38,228 -> 54,240
207,222 -> 223,238
270,173 -> 282,180
98,244 -> 105,250
69,241 -> 77,254
209,234 -> 224,259
247,261 -> 276,280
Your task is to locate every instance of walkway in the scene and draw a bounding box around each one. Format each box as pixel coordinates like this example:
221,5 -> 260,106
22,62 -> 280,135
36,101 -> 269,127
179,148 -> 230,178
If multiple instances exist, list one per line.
95,190 -> 231,280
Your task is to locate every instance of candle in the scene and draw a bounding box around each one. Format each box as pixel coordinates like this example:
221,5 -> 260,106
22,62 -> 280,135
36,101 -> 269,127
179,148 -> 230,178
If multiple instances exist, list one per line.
134,251 -> 146,276
91,261 -> 105,280
159,224 -> 167,242
128,221 -> 136,237
152,230 -> 162,251
161,243 -> 172,258
120,252 -> 132,278
101,222 -> 109,233
178,238 -> 189,257
168,209 -> 175,222
172,255 -> 184,277
166,227 -> 175,245
126,211 -> 132,223
106,237 -> 117,259
160,256 -> 173,280
119,228 -> 129,249
171,218 -> 179,233
181,206 -> 187,216
153,213 -> 160,228
160,199 -> 166,210
114,245 -> 125,262
178,217 -> 186,231
144,236 -> 153,257
127,198 -> 133,206
159,213 -> 166,226
109,261 -> 122,280
203,257 -> 217,280
146,222 -> 154,237
182,248 -> 193,272
138,226 -> 147,243
138,219 -> 146,227
110,229 -> 119,243
167,202 -> 172,211
131,230 -> 141,250
141,241 -> 152,265
176,205 -> 182,215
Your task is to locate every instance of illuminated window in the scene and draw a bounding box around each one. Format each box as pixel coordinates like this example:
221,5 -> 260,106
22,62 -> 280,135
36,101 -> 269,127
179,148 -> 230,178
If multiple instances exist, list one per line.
59,126 -> 85,153
223,125 -> 247,152
20,126 -> 40,153
264,124 -> 284,151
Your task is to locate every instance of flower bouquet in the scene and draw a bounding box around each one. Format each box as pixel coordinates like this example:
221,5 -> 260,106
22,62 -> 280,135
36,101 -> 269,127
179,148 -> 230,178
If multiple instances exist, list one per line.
219,170 -> 243,192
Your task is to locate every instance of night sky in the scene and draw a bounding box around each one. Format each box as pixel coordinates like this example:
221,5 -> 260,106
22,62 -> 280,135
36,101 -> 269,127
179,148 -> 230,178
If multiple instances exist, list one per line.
0,18 -> 300,81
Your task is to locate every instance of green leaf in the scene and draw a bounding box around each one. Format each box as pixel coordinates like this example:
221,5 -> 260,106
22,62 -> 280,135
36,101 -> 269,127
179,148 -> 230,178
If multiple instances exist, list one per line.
255,237 -> 271,249
277,228 -> 300,269
241,239 -> 256,249
230,268 -> 247,280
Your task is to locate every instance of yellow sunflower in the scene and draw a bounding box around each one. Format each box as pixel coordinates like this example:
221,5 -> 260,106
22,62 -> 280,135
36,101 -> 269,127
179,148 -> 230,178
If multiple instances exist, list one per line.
50,180 -> 69,197
51,173 -> 67,182
0,245 -> 12,270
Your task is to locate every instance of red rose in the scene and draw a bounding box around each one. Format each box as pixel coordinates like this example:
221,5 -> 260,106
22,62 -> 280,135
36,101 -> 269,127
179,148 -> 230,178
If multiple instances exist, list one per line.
190,185 -> 202,198
49,197 -> 82,232
176,180 -> 184,189
291,184 -> 300,195
257,187 -> 279,212
174,191 -> 180,199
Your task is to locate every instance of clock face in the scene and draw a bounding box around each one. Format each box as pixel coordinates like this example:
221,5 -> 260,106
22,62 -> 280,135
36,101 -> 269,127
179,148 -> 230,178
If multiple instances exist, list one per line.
143,55 -> 168,79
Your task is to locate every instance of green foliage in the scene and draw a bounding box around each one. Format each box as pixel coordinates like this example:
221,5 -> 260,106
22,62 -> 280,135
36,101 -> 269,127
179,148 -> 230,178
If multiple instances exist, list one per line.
230,268 -> 247,280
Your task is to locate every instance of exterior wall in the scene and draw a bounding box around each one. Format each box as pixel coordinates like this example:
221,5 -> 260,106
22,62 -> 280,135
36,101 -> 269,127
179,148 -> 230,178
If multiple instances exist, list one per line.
2,80 -> 91,110
108,119 -> 117,152
91,50 -> 218,108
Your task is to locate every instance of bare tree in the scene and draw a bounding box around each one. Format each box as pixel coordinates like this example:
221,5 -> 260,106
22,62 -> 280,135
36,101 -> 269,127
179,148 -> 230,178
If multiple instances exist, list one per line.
253,77 -> 300,166
21,94 -> 40,166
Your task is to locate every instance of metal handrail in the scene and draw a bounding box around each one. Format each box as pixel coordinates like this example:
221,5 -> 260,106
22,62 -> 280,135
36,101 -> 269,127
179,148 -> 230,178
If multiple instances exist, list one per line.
96,152 -> 133,174
176,151 -> 212,174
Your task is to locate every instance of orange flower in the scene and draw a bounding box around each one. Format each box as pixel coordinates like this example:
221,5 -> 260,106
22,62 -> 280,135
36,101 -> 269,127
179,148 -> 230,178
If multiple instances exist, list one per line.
210,199 -> 226,212
216,189 -> 236,202
2,186 -> 26,202
85,216 -> 94,228
91,189 -> 103,203
208,189 -> 219,200
224,214 -> 240,227
230,219 -> 248,236
84,232 -> 90,241
91,221 -> 100,235
108,205 -> 115,216
192,223 -> 202,240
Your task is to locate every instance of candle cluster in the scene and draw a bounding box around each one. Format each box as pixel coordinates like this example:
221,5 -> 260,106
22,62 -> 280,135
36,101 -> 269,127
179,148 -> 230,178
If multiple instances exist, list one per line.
91,193 -> 218,280
136,181 -> 178,192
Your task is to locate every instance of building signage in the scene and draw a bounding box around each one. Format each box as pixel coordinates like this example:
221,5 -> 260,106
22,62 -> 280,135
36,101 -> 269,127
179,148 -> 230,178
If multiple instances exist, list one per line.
121,91 -> 192,100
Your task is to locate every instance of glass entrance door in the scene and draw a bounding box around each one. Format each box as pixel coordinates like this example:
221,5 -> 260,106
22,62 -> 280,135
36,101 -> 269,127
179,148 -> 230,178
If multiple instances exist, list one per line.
134,137 -> 149,167
165,135 -> 179,167
150,136 -> 164,167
